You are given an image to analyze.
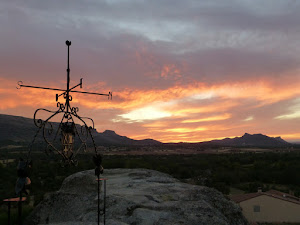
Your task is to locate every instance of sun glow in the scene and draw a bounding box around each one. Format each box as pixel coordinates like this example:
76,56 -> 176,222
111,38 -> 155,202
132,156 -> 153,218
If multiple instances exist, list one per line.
119,105 -> 172,122
2,76 -> 300,143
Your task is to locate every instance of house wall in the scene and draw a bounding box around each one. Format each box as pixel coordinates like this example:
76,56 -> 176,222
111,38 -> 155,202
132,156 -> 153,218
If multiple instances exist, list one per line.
240,195 -> 300,223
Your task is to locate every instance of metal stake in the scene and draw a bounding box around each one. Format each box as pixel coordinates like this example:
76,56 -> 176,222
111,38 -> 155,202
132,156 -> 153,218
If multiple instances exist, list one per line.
7,201 -> 11,225
18,193 -> 22,225
98,174 -> 100,225
104,179 -> 106,225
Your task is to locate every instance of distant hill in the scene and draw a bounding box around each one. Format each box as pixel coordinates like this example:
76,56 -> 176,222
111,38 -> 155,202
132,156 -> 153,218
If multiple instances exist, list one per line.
0,114 -> 292,148
92,129 -> 161,146
0,114 -> 161,147
202,133 -> 291,147
0,114 -> 37,144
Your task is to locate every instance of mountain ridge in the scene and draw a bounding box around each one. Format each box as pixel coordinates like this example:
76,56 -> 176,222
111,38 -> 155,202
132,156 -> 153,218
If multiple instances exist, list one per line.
0,114 -> 161,146
0,114 -> 292,147
200,132 -> 291,147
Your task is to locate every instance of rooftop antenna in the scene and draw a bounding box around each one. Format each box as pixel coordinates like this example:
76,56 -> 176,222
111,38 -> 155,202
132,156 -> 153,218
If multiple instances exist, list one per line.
16,40 -> 111,225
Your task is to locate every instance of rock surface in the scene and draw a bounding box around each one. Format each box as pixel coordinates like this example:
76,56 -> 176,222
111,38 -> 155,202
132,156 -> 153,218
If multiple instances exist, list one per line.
25,169 -> 249,225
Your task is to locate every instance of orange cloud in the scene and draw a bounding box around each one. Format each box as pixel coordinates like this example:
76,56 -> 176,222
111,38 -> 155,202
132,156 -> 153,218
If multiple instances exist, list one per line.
2,76 -> 300,143
171,101 -> 238,116
6,80 -> 295,112
182,113 -> 231,123
165,126 -> 208,133
7,78 -> 295,115
79,79 -> 300,113
143,121 -> 169,128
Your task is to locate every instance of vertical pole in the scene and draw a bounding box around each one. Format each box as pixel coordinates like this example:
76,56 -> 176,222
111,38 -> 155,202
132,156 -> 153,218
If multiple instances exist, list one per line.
65,40 -> 71,113
18,193 -> 22,225
97,174 -> 100,225
7,201 -> 11,225
104,179 -> 106,225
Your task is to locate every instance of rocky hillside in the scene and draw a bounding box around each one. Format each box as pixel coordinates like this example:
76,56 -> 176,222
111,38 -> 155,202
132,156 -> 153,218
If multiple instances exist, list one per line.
25,169 -> 249,225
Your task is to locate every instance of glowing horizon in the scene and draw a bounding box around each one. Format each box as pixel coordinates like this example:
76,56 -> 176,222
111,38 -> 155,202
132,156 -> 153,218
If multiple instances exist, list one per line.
1,1 -> 300,143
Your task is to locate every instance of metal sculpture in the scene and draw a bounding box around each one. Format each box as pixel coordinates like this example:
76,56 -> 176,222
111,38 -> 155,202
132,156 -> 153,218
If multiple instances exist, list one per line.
16,40 -> 111,225
17,40 -> 112,165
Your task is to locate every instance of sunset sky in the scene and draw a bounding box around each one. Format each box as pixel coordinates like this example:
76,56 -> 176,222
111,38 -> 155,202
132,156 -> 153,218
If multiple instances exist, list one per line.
1,0 -> 300,143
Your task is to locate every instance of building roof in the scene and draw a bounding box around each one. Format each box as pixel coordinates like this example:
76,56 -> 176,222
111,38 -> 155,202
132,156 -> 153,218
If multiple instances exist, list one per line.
230,190 -> 300,205
266,189 -> 299,201
230,192 -> 262,203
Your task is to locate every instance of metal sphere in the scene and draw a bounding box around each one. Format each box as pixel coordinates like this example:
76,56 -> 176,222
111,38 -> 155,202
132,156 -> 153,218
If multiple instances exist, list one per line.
65,40 -> 71,46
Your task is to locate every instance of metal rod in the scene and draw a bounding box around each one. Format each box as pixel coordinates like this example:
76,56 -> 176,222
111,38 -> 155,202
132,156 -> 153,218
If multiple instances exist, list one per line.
69,82 -> 81,92
66,40 -> 71,113
19,84 -> 110,97
18,193 -> 22,225
97,174 -> 100,225
56,81 -> 82,99
20,85 -> 65,92
70,90 -> 110,96
104,179 -> 106,225
8,201 -> 11,225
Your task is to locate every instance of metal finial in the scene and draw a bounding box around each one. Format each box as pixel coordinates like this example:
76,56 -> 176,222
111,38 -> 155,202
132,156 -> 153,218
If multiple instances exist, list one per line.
66,40 -> 71,46
16,81 -> 23,89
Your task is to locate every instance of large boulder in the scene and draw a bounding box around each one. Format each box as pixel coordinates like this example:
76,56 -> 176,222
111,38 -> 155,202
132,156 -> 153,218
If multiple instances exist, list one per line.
25,169 -> 249,225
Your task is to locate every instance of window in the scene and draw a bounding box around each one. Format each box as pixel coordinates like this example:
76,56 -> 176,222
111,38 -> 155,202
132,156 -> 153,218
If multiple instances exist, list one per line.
253,205 -> 260,212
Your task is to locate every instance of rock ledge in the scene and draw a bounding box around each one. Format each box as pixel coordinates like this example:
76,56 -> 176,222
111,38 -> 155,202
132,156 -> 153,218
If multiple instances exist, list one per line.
25,169 -> 248,225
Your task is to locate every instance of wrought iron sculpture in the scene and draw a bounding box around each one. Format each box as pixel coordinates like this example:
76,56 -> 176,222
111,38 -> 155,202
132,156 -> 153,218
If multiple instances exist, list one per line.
17,40 -> 112,166
16,40 -> 111,225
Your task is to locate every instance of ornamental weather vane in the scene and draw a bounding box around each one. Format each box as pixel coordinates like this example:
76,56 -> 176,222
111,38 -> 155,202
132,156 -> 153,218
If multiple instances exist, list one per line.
17,40 -> 112,166
14,40 -> 110,225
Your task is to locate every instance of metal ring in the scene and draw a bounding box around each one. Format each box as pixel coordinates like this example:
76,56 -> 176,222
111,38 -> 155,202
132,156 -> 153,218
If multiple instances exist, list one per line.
16,81 -> 23,89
